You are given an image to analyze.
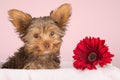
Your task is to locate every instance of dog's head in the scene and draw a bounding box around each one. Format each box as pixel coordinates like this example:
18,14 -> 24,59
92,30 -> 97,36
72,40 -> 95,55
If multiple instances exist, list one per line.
8,3 -> 71,55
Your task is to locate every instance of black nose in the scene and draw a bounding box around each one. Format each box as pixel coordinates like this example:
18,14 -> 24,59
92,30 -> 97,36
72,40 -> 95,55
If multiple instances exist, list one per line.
44,43 -> 50,49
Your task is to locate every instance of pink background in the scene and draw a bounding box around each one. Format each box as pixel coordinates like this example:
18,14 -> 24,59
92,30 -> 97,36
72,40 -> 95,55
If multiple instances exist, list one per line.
0,0 -> 120,68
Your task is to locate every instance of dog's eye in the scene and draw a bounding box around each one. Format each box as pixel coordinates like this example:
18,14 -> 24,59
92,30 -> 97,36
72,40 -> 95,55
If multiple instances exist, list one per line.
50,31 -> 54,37
34,34 -> 40,38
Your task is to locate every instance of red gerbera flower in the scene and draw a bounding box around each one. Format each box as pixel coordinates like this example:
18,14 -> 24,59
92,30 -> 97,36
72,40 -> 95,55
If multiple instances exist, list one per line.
73,37 -> 114,70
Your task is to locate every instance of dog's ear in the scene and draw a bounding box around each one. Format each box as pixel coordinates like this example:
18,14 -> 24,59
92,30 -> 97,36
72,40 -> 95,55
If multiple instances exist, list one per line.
50,3 -> 71,31
8,9 -> 32,34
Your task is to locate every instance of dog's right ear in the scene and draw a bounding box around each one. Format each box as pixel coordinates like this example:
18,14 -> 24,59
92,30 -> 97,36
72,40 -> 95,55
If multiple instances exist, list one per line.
8,9 -> 32,34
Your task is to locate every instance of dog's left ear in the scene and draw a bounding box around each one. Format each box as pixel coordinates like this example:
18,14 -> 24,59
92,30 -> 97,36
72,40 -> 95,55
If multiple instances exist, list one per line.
8,9 -> 32,34
50,3 -> 71,31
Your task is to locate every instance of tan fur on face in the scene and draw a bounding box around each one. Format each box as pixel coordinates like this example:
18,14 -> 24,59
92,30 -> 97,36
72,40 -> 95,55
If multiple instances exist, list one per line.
23,17 -> 63,56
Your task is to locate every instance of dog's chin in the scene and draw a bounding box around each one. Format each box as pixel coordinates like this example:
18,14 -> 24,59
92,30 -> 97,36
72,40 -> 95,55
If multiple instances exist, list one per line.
42,50 -> 58,55
43,51 -> 50,54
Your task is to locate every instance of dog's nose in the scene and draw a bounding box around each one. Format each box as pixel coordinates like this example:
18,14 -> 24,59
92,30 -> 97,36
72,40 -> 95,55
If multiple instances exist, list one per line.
44,43 -> 50,49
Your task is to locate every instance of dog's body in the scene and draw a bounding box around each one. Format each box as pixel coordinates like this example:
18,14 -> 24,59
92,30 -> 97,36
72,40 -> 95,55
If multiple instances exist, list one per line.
2,47 -> 60,69
2,3 -> 71,69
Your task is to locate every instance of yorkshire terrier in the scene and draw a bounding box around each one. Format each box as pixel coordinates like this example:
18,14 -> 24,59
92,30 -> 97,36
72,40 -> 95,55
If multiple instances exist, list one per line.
2,3 -> 71,69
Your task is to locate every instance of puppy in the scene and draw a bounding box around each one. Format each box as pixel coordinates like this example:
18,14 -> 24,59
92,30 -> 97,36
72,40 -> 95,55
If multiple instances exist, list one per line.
2,3 -> 71,69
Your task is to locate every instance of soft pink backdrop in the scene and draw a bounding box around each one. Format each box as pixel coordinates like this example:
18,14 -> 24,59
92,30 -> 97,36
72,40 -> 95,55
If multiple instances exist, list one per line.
0,0 -> 120,68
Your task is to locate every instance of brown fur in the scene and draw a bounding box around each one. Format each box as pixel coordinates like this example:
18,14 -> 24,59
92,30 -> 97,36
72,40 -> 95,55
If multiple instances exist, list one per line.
8,9 -> 32,34
2,3 -> 71,69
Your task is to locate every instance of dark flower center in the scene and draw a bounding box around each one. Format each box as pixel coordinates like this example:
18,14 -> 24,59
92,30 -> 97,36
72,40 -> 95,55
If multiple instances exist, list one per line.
88,52 -> 97,62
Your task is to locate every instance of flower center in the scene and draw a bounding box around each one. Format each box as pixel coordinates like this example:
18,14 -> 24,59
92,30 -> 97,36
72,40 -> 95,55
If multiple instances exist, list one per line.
88,52 -> 97,62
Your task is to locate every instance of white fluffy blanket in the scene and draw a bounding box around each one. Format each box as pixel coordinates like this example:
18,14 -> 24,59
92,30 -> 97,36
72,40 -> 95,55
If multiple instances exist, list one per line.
0,62 -> 120,80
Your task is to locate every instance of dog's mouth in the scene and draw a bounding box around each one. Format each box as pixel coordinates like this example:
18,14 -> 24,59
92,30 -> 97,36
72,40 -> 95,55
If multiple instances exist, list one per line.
40,48 -> 58,55
43,51 -> 50,54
